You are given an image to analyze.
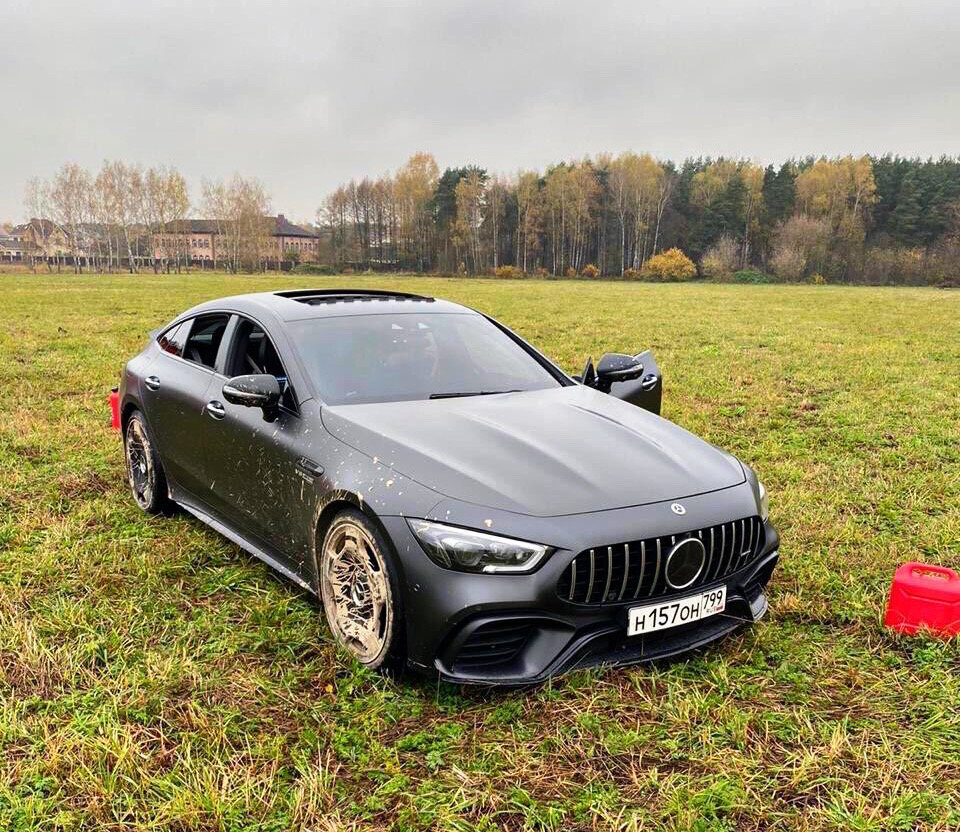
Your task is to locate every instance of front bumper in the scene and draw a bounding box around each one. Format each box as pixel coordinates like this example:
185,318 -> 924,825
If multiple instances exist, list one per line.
431,551 -> 776,684
381,486 -> 780,685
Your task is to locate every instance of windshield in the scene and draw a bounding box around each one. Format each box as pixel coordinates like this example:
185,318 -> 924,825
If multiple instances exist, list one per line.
289,313 -> 562,405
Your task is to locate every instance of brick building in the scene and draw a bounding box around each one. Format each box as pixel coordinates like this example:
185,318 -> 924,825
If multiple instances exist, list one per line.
153,215 -> 319,264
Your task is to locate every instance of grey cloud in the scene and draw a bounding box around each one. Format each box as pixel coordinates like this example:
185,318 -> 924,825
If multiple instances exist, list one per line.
2,0 -> 959,221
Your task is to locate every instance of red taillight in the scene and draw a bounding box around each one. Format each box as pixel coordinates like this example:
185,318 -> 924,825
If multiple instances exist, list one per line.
109,388 -> 120,431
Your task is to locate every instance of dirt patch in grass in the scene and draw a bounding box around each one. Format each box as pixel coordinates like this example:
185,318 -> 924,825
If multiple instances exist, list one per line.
0,649 -> 67,699
57,469 -> 117,499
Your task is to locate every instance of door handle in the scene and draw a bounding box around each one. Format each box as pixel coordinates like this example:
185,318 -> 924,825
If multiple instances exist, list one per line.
205,400 -> 226,420
640,373 -> 659,391
145,375 -> 160,391
296,457 -> 324,477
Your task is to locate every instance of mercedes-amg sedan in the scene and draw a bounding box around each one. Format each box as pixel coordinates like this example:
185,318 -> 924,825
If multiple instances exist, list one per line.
119,288 -> 779,684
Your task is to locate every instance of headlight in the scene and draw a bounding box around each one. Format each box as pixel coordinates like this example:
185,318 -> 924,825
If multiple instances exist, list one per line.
408,519 -> 550,574
758,481 -> 769,521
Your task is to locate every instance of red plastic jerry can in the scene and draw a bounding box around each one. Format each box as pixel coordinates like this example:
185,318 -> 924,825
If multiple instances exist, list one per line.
109,387 -> 121,431
884,562 -> 960,638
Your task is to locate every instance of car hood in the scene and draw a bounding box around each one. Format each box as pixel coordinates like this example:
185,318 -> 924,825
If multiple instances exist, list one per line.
321,385 -> 745,517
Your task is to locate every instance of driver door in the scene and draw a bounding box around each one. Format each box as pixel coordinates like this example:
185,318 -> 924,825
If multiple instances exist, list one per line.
202,314 -> 312,569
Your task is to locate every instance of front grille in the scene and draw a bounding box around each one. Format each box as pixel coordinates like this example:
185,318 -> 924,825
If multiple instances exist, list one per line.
451,620 -> 535,673
557,516 -> 765,605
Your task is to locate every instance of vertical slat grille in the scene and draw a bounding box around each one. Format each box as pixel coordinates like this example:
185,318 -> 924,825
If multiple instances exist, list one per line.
557,516 -> 765,606
619,544 -> 631,600
719,524 -> 729,578
632,541 -> 647,599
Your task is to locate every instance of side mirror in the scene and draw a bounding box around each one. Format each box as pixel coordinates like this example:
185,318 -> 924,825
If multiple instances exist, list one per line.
594,353 -> 644,393
222,374 -> 281,421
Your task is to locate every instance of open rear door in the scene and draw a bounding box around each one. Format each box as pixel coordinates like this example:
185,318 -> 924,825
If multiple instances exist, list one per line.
607,349 -> 661,415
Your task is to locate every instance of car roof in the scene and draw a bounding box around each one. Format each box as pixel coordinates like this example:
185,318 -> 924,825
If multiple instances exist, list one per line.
180,288 -> 477,324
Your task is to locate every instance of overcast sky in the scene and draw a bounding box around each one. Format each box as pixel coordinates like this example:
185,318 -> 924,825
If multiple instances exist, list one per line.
3,0 -> 959,223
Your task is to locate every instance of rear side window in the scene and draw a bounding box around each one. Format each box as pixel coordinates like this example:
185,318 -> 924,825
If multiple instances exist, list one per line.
183,313 -> 230,369
158,321 -> 189,357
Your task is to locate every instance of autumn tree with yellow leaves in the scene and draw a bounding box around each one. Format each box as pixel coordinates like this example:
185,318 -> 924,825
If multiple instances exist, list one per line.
315,150 -> 957,283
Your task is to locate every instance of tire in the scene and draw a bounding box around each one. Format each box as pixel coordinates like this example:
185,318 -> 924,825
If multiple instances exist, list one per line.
318,508 -> 406,675
123,410 -> 171,515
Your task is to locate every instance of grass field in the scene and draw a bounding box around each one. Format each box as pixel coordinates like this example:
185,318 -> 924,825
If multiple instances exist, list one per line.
1,273 -> 959,831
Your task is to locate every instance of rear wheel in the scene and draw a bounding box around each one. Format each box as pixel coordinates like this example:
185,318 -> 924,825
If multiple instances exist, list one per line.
319,509 -> 405,675
124,411 -> 171,515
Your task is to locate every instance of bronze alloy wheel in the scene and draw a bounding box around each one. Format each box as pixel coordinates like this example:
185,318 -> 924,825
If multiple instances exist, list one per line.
125,416 -> 156,510
320,515 -> 395,666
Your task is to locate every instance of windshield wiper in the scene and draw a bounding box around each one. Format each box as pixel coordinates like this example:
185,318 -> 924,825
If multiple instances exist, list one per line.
429,389 -> 521,399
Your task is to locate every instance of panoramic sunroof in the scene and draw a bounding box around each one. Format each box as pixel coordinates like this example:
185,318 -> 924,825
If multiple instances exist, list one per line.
274,289 -> 433,306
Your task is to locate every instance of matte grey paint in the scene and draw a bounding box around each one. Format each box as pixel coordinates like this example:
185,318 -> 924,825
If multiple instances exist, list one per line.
321,385 -> 744,517
120,289 -> 778,684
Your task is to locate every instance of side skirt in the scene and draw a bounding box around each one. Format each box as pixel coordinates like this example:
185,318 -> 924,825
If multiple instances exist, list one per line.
177,500 -> 316,596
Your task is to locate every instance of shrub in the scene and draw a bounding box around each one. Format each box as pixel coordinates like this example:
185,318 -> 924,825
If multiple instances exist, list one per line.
700,236 -> 739,281
643,248 -> 697,282
861,247 -> 928,286
535,267 -> 550,278
771,215 -> 831,281
581,263 -> 600,278
493,265 -> 520,279
622,268 -> 642,280
810,272 -> 826,285
929,240 -> 960,287
342,266 -> 354,275
733,269 -> 773,284
769,246 -> 806,282
291,263 -> 336,275
565,267 -> 577,278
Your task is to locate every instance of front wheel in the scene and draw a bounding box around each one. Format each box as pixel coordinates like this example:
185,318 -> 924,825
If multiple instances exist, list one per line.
124,410 -> 171,515
319,509 -> 405,675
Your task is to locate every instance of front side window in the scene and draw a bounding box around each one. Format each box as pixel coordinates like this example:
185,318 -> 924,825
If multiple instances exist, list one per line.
289,313 -> 561,405
183,313 -> 229,369
227,317 -> 296,411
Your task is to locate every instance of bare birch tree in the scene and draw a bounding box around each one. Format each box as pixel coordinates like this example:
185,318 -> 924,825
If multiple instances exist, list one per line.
23,178 -> 52,272
49,163 -> 91,273
202,175 -> 271,273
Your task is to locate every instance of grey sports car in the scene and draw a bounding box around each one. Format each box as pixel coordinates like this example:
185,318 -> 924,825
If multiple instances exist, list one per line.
119,288 -> 778,684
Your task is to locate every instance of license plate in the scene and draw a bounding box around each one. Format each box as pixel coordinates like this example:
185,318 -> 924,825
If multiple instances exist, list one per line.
627,586 -> 726,636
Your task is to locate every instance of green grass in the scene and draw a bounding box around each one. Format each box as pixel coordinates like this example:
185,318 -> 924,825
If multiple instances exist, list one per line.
1,273 -> 959,831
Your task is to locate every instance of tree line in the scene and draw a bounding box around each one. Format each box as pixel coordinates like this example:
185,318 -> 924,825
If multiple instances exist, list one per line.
22,162 -> 272,273
320,153 -> 960,285
19,152 -> 960,283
